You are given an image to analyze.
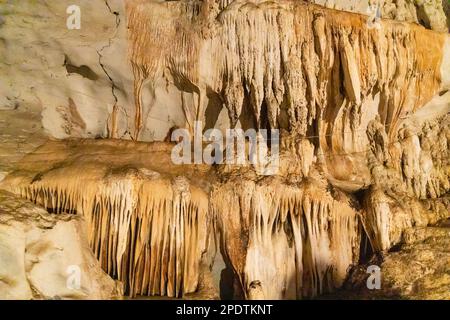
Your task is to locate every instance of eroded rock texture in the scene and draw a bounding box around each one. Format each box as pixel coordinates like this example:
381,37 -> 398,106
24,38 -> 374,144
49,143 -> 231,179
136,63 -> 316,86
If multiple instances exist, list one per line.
0,0 -> 131,139
310,0 -> 449,32
0,140 -> 213,298
0,190 -> 120,299
212,173 -> 360,299
0,0 -> 449,300
336,225 -> 450,299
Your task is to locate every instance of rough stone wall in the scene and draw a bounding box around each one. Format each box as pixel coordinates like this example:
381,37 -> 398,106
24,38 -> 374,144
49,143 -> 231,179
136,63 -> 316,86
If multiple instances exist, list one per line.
309,0 -> 449,32
0,0 -> 449,300
0,0 -> 137,139
0,190 -> 120,299
0,1 -> 448,142
0,140 -> 214,298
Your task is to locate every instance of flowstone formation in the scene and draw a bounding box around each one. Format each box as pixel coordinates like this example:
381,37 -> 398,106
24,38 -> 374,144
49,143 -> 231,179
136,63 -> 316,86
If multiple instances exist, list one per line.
309,0 -> 449,32
0,0 -> 449,300
1,140 -> 214,298
211,173 -> 361,299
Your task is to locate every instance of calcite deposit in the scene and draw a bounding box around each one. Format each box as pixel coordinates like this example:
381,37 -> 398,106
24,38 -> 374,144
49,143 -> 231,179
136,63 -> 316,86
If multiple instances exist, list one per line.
0,0 -> 448,300
0,190 -> 121,299
333,226 -> 450,300
211,174 -> 361,299
0,140 -> 214,298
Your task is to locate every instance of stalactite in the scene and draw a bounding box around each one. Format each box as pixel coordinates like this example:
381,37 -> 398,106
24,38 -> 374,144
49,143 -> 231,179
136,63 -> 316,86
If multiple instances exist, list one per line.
1,141 -> 211,298
211,176 -> 360,299
1,0 -> 448,300
363,114 -> 450,251
124,0 -> 446,198
125,0 -> 445,141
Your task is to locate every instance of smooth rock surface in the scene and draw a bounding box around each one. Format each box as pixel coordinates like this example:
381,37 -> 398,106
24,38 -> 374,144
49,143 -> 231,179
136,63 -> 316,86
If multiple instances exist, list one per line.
0,190 -> 121,299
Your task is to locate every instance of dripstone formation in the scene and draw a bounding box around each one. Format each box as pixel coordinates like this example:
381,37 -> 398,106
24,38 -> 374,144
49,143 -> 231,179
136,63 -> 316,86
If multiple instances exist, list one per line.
0,0 -> 448,299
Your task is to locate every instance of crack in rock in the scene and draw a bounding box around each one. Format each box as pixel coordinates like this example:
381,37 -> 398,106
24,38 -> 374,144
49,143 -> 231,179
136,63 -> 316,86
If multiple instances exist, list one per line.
97,0 -> 122,111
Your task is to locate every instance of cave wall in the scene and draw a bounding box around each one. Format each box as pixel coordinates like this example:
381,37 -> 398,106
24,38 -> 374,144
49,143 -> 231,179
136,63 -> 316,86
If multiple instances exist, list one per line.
1,0 -> 448,142
0,190 -> 121,299
0,0 -> 449,300
309,0 -> 449,32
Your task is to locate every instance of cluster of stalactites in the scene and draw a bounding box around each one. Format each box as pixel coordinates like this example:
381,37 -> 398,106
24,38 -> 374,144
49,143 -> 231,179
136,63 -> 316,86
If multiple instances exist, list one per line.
368,114 -> 449,199
125,0 -> 445,141
217,2 -> 445,144
394,116 -> 449,200
363,114 -> 450,252
211,178 -> 360,299
9,173 -> 209,298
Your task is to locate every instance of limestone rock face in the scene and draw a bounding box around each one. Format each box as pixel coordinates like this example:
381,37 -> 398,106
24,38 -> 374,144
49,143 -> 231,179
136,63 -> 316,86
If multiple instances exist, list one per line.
309,0 -> 449,32
1,0 -> 448,142
338,226 -> 450,300
0,140 -> 214,298
0,0 -> 449,300
0,0 -> 135,139
212,174 -> 360,299
384,226 -> 450,299
382,0 -> 448,32
0,190 -> 120,299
